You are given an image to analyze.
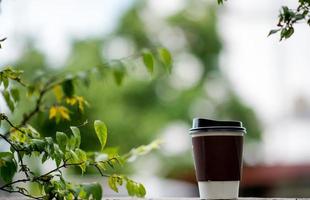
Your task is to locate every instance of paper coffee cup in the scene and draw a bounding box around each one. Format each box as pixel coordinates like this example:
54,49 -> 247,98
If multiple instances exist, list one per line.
190,118 -> 246,199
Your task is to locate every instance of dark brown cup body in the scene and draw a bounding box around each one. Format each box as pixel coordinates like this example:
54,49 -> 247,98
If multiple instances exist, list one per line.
192,134 -> 244,181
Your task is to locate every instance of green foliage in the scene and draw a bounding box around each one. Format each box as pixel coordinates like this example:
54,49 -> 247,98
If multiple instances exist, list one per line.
0,152 -> 17,183
217,0 -> 310,40
0,47 -> 166,198
94,120 -> 108,151
158,48 -> 173,73
142,51 -> 154,74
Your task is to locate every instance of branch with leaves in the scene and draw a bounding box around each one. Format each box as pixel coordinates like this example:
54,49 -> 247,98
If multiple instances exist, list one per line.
216,0 -> 310,41
268,0 -> 310,41
0,45 -> 172,199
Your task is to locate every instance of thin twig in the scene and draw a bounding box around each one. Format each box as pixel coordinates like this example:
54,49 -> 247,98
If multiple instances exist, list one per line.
0,178 -> 30,190
0,187 -> 44,200
0,132 -> 30,178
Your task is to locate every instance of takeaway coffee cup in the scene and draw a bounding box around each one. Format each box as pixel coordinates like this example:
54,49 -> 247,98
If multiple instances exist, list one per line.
190,118 -> 245,199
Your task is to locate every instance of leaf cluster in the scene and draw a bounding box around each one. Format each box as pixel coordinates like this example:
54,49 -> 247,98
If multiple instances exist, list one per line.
0,46 -> 170,199
268,1 -> 310,40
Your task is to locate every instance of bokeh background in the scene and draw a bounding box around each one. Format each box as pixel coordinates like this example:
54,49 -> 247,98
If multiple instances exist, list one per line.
1,0 -> 310,197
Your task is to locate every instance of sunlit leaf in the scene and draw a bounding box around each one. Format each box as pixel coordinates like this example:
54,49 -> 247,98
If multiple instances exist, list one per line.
53,85 -> 64,102
75,149 -> 87,173
108,176 -> 118,192
56,132 -> 68,151
94,120 -> 107,151
70,126 -> 81,148
49,106 -> 70,122
158,47 -> 172,73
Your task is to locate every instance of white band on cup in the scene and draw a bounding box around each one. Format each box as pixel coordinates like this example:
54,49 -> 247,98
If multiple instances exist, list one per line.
191,131 -> 243,137
198,181 -> 239,199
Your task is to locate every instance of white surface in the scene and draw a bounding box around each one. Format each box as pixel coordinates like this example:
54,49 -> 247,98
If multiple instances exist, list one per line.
198,181 -> 239,199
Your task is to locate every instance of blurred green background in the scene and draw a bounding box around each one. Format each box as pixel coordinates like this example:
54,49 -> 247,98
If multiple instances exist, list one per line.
10,0 -> 261,179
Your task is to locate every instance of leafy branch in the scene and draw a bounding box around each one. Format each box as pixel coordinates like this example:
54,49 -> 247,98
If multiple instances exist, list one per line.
0,46 -> 171,199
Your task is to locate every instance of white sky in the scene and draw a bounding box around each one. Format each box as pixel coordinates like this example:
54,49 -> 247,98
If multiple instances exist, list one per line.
0,0 -> 132,66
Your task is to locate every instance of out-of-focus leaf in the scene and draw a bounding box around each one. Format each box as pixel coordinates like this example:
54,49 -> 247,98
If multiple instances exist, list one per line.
158,48 -> 172,73
142,51 -> 154,74
10,88 -> 20,102
80,183 -> 102,200
112,62 -> 126,86
62,79 -> 74,97
2,91 -> 14,112
53,85 -> 64,102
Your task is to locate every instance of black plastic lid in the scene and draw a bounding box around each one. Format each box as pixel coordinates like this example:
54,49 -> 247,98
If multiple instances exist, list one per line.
190,118 -> 246,133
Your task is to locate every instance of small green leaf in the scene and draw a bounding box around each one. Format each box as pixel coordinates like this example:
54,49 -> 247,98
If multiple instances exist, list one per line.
142,51 -> 154,74
81,183 -> 102,200
42,152 -> 49,163
0,152 -> 17,183
113,63 -> 126,86
126,181 -> 135,196
62,79 -> 75,97
94,120 -> 107,151
3,78 -> 9,89
70,126 -> 81,148
158,48 -> 173,73
137,183 -> 146,197
2,91 -> 14,112
108,176 -> 118,192
31,139 -> 46,151
75,149 -> 87,173
56,132 -> 68,151
10,88 -> 20,102
268,29 -> 281,37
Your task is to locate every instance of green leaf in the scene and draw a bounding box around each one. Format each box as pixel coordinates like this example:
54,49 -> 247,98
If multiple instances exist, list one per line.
41,152 -> 49,163
142,51 -> 154,74
75,149 -> 87,173
3,78 -> 9,89
280,27 -> 294,40
113,63 -> 126,86
94,120 -> 107,151
124,140 -> 161,162
158,48 -> 172,73
137,183 -> 146,197
0,152 -> 17,183
10,88 -> 20,102
31,139 -> 46,151
70,126 -> 81,148
62,79 -> 75,97
2,91 -> 14,112
126,181 -> 135,196
108,176 -> 118,192
81,183 -> 102,200
268,29 -> 281,36
56,132 -> 68,151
